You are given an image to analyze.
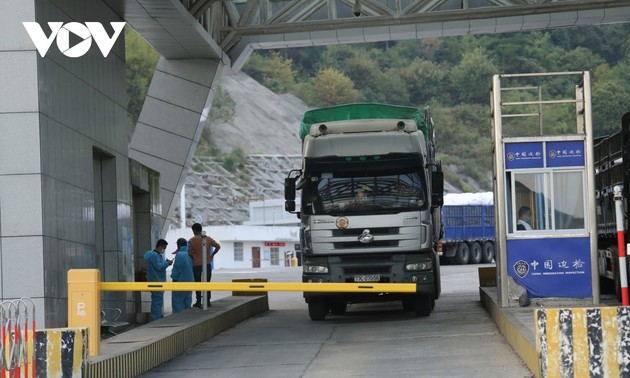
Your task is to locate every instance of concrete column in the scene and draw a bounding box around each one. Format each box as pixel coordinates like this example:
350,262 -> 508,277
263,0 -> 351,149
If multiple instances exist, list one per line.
130,58 -> 225,236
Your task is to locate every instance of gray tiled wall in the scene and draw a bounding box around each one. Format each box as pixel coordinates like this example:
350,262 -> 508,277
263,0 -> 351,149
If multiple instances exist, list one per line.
1,0 -> 133,327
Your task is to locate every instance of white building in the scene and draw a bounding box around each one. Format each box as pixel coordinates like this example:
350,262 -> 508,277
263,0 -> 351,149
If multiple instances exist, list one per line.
166,198 -> 301,269
245,199 -> 301,227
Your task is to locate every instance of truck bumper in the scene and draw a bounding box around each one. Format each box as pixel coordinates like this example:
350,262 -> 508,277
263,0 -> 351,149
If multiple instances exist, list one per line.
301,252 -> 437,303
302,277 -> 435,303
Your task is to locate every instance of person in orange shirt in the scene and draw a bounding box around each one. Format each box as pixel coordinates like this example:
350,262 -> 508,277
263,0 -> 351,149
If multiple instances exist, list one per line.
188,223 -> 221,308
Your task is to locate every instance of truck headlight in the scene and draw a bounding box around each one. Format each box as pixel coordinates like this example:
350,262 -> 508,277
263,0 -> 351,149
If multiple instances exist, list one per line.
405,261 -> 432,271
301,228 -> 312,251
303,263 -> 329,274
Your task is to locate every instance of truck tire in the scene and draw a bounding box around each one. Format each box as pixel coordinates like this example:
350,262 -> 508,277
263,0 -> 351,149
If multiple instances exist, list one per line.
413,295 -> 433,317
439,255 -> 449,266
454,243 -> 470,265
481,241 -> 495,263
402,297 -> 414,311
308,299 -> 329,321
330,301 -> 347,315
468,242 -> 482,264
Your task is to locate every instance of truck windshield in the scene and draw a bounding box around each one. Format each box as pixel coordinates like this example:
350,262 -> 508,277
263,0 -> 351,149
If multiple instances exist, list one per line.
302,170 -> 427,215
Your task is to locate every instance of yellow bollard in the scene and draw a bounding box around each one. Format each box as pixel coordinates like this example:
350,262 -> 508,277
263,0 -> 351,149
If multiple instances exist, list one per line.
67,269 -> 100,356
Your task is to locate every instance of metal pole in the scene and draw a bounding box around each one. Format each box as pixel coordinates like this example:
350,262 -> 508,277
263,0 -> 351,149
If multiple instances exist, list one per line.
492,74 -> 509,308
201,231 -> 208,310
180,185 -> 186,229
583,71 -> 600,305
614,185 -> 629,306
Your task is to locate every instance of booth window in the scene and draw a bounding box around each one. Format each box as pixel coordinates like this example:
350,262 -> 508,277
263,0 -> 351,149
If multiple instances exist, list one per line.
508,170 -> 585,233
553,171 -> 585,230
512,172 -> 550,231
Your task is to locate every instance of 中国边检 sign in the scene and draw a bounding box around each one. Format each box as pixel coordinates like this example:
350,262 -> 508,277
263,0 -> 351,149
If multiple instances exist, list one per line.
505,140 -> 584,170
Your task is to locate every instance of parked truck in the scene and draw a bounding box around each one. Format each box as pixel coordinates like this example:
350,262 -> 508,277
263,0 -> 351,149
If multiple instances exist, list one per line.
284,103 -> 444,320
439,192 -> 496,265
595,112 -> 630,298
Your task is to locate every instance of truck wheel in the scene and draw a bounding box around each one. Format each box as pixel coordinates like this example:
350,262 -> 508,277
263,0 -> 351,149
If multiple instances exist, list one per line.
413,295 -> 432,317
439,255 -> 449,266
481,241 -> 495,263
469,242 -> 482,264
402,297 -> 414,311
454,243 -> 470,265
330,301 -> 347,315
308,300 -> 329,321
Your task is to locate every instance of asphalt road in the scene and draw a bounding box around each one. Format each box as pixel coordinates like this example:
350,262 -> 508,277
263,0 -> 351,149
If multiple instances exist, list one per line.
142,264 -> 533,378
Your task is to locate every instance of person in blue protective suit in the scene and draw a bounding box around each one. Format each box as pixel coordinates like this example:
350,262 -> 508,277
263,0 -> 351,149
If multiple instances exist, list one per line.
143,239 -> 172,321
171,238 -> 194,314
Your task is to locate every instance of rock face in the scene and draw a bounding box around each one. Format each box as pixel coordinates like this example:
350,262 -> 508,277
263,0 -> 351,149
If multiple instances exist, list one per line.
209,71 -> 309,155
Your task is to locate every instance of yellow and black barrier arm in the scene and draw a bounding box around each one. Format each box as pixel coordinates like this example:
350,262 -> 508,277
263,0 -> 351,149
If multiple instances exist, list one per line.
100,281 -> 417,293
68,269 -> 417,356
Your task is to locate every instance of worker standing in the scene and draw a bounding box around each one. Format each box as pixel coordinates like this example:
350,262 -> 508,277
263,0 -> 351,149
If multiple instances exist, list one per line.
188,223 -> 221,308
143,239 -> 172,320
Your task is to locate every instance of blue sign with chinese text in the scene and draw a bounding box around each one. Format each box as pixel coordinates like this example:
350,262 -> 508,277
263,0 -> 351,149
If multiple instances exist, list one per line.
546,140 -> 585,168
505,142 -> 544,169
506,237 -> 591,298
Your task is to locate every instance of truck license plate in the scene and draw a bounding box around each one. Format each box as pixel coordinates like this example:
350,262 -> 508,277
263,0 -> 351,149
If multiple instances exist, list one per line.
353,274 -> 380,282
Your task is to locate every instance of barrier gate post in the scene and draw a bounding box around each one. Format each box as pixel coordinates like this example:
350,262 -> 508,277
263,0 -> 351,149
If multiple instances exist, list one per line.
68,269 -> 101,356
614,185 -> 629,306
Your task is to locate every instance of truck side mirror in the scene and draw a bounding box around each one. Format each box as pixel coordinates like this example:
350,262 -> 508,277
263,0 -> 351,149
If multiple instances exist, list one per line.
431,171 -> 444,207
285,177 -> 296,201
285,200 -> 296,212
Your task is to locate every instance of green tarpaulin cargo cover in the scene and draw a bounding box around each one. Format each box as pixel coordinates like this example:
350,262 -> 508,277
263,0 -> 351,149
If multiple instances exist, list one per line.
299,103 -> 427,141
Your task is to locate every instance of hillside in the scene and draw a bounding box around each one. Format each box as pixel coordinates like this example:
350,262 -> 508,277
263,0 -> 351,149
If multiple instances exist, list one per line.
204,71 -> 476,194
208,71 -> 308,155
181,72 -> 477,224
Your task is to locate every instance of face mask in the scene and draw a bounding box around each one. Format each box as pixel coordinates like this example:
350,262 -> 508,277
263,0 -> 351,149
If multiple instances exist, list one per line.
525,216 -> 532,223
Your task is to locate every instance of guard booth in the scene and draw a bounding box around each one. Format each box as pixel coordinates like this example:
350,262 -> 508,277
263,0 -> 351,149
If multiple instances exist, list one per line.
491,72 -> 599,307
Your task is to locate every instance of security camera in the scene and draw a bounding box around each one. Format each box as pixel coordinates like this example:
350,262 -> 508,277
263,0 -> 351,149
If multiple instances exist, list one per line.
352,0 -> 362,17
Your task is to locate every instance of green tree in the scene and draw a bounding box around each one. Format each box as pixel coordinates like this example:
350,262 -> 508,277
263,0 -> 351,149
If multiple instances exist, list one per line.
550,24 -> 630,65
125,28 -> 159,127
450,47 -> 498,104
433,36 -> 478,66
388,40 -> 430,63
485,32 -> 550,73
558,47 -> 605,73
343,56 -> 382,92
399,59 -> 446,105
592,80 -> 630,137
310,68 -> 359,106
322,45 -> 360,70
372,68 -> 410,104
243,51 -> 296,93
284,47 -> 327,80
433,104 -> 493,189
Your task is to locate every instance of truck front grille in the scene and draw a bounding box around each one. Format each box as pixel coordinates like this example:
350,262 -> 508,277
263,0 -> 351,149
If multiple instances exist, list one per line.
334,240 -> 399,248
333,227 -> 399,237
341,254 -> 393,263
344,266 -> 391,275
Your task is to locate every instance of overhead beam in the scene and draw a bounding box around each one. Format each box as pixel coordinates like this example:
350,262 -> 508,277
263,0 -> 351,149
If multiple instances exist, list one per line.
190,0 -> 219,18
266,0 -> 309,24
231,0 -> 630,35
